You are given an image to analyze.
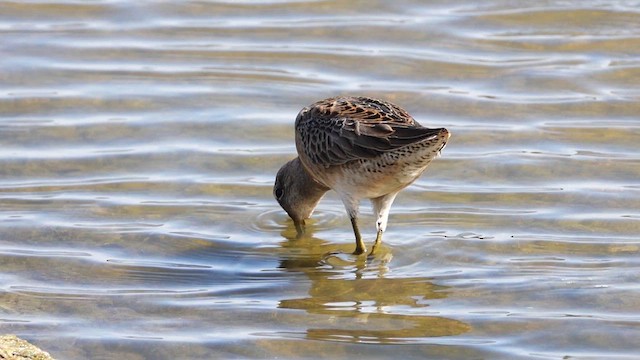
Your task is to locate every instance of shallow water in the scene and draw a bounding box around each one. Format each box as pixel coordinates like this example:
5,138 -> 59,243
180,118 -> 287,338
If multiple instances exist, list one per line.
1,1 -> 640,359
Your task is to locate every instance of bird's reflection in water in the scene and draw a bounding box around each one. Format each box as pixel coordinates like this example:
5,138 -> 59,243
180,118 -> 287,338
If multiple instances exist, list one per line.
275,225 -> 471,344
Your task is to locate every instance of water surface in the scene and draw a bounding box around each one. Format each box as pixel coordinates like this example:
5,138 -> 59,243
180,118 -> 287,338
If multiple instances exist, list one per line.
1,1 -> 640,359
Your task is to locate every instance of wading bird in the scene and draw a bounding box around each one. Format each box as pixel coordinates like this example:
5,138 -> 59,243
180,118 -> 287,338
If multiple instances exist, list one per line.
274,96 -> 449,256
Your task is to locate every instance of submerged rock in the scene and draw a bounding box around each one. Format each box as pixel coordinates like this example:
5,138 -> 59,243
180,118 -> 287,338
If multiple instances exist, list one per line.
0,335 -> 54,360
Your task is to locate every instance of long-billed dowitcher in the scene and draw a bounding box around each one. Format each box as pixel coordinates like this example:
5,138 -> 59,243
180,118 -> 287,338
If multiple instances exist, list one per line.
274,96 -> 450,255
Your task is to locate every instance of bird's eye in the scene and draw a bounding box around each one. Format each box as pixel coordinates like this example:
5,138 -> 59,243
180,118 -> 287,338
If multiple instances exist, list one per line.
275,188 -> 284,199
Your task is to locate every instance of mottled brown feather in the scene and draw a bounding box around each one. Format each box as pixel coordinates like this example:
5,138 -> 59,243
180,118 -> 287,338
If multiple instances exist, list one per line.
295,96 -> 444,166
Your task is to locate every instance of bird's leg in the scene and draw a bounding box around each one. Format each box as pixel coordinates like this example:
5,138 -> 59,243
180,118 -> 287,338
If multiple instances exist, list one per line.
340,196 -> 366,255
351,216 -> 366,255
370,228 -> 384,256
369,192 -> 398,256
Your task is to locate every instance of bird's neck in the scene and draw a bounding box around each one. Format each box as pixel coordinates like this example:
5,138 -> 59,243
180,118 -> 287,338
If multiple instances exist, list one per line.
292,157 -> 329,199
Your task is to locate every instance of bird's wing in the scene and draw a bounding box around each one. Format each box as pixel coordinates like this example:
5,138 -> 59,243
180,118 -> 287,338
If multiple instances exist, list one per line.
295,96 -> 443,166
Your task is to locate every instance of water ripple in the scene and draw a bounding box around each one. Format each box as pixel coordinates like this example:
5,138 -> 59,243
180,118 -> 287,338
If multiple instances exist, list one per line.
1,0 -> 640,359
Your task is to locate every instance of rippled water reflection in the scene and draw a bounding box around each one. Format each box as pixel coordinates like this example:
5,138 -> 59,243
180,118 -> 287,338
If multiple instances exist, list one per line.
1,1 -> 640,359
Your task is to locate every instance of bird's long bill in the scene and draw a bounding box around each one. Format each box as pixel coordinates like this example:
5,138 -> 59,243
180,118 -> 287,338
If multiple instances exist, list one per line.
293,218 -> 305,236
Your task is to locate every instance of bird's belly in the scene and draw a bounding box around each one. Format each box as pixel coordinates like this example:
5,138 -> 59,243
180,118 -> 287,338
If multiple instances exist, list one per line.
301,142 -> 441,200
333,159 -> 430,199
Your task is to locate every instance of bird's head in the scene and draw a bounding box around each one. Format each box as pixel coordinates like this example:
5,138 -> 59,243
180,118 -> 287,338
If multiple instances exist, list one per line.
274,157 -> 328,234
